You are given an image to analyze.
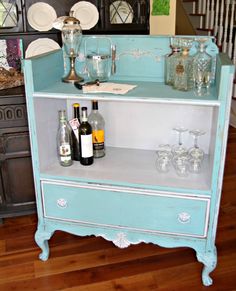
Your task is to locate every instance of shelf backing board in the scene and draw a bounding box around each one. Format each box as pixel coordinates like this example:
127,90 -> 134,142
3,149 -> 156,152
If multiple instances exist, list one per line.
34,97 -> 217,192
27,35 -> 219,92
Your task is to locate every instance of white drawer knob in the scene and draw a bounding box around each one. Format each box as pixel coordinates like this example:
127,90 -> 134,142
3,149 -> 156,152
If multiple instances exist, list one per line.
178,212 -> 191,224
57,198 -> 67,208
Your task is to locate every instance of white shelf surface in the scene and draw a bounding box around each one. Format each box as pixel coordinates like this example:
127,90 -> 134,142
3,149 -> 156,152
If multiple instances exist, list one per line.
40,147 -> 213,196
33,80 -> 220,106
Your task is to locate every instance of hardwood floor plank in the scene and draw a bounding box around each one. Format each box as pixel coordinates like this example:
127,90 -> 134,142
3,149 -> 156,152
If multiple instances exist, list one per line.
0,240 -> 6,254
34,243 -> 178,278
0,262 -> 35,284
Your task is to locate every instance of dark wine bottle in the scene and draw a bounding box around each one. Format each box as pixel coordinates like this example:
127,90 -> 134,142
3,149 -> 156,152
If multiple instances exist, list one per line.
69,103 -> 80,161
79,107 -> 94,166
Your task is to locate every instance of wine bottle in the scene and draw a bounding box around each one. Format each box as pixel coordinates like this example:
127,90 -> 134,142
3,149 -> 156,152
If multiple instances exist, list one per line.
69,103 -> 80,161
57,110 -> 73,167
79,107 -> 94,166
88,100 -> 105,158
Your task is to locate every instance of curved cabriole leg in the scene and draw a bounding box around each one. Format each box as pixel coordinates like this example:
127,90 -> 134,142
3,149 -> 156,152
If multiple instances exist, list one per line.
35,229 -> 54,261
196,246 -> 217,286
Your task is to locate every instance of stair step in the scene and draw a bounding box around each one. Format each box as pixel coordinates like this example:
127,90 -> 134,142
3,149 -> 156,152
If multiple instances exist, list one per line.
189,13 -> 205,17
196,28 -> 213,36
182,2 -> 196,14
188,14 -> 204,28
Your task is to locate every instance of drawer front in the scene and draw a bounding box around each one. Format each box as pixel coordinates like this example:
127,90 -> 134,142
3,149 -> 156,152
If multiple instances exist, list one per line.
41,180 -> 210,238
0,132 -> 31,155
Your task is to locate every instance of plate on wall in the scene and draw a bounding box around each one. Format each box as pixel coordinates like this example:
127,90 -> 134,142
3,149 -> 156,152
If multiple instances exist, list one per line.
25,38 -> 60,58
110,1 -> 133,24
70,1 -> 99,30
27,2 -> 57,31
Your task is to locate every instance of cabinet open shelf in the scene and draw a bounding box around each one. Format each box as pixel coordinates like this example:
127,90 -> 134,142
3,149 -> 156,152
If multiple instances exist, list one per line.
33,80 -> 220,105
41,146 -> 213,195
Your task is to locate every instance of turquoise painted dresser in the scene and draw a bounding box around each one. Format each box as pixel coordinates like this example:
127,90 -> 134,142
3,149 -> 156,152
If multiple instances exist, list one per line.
23,35 -> 235,286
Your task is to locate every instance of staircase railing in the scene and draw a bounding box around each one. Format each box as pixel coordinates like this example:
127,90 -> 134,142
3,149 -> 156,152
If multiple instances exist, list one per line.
195,0 -> 235,64
179,0 -> 236,126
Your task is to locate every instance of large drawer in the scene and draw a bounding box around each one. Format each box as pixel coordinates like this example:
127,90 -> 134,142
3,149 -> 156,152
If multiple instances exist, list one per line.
41,180 -> 210,238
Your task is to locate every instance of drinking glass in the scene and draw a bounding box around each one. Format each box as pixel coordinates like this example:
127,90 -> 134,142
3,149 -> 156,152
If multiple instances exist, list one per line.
189,129 -> 205,161
172,127 -> 188,157
172,155 -> 189,177
189,158 -> 202,174
188,129 -> 205,173
156,144 -> 172,173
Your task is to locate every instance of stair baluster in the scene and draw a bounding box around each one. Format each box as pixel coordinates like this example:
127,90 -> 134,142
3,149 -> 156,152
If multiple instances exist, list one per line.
210,0 -> 215,29
214,0 -> 220,36
217,0 -> 225,46
227,0 -> 235,58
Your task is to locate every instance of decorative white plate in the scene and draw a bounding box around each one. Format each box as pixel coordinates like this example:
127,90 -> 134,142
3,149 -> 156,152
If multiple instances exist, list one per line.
70,1 -> 99,30
27,2 -> 57,31
110,1 -> 133,24
25,38 -> 60,58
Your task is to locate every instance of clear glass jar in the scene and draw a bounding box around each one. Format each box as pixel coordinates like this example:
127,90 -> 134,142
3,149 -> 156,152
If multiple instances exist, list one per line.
165,37 -> 181,86
192,39 -> 213,95
173,38 -> 194,91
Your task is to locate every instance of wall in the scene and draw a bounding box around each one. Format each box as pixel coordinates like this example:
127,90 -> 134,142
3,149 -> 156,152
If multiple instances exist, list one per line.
149,0 -> 176,35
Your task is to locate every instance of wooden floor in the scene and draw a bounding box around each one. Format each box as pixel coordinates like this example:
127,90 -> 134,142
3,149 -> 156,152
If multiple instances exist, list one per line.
0,127 -> 236,291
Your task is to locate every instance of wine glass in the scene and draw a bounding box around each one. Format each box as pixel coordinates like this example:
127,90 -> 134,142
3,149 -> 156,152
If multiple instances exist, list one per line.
189,129 -> 205,160
188,129 -> 205,173
156,144 -> 172,173
172,155 -> 189,177
172,127 -> 188,157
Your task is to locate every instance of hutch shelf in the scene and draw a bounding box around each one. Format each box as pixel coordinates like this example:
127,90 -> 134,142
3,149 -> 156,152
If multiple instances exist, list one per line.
23,35 -> 234,286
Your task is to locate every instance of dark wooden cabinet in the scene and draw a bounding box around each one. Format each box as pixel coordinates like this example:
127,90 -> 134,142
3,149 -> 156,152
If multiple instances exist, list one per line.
0,89 -> 36,221
0,0 -> 149,36
0,0 -> 149,221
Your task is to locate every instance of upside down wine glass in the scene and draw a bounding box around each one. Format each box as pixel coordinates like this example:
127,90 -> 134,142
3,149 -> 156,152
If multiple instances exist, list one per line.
156,144 -> 173,173
188,129 -> 205,173
172,127 -> 188,157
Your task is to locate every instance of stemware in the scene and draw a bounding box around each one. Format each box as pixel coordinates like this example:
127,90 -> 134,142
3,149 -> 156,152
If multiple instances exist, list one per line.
172,155 -> 189,177
189,129 -> 205,160
156,144 -> 172,173
172,127 -> 188,157
188,129 -> 205,173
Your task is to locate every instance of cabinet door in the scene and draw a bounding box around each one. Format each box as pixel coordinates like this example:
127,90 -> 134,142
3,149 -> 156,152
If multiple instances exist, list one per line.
0,0 -> 23,33
24,0 -> 96,32
0,131 -> 35,206
103,0 -> 149,34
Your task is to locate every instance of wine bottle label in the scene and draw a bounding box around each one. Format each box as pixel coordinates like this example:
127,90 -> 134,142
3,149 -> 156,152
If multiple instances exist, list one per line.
92,130 -> 105,150
176,63 -> 184,75
69,118 -> 80,140
60,143 -> 71,156
59,143 -> 72,162
81,134 -> 93,158
60,156 -> 72,162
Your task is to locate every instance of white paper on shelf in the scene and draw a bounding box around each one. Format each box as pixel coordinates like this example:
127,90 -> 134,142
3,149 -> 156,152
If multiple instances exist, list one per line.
82,82 -> 137,95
